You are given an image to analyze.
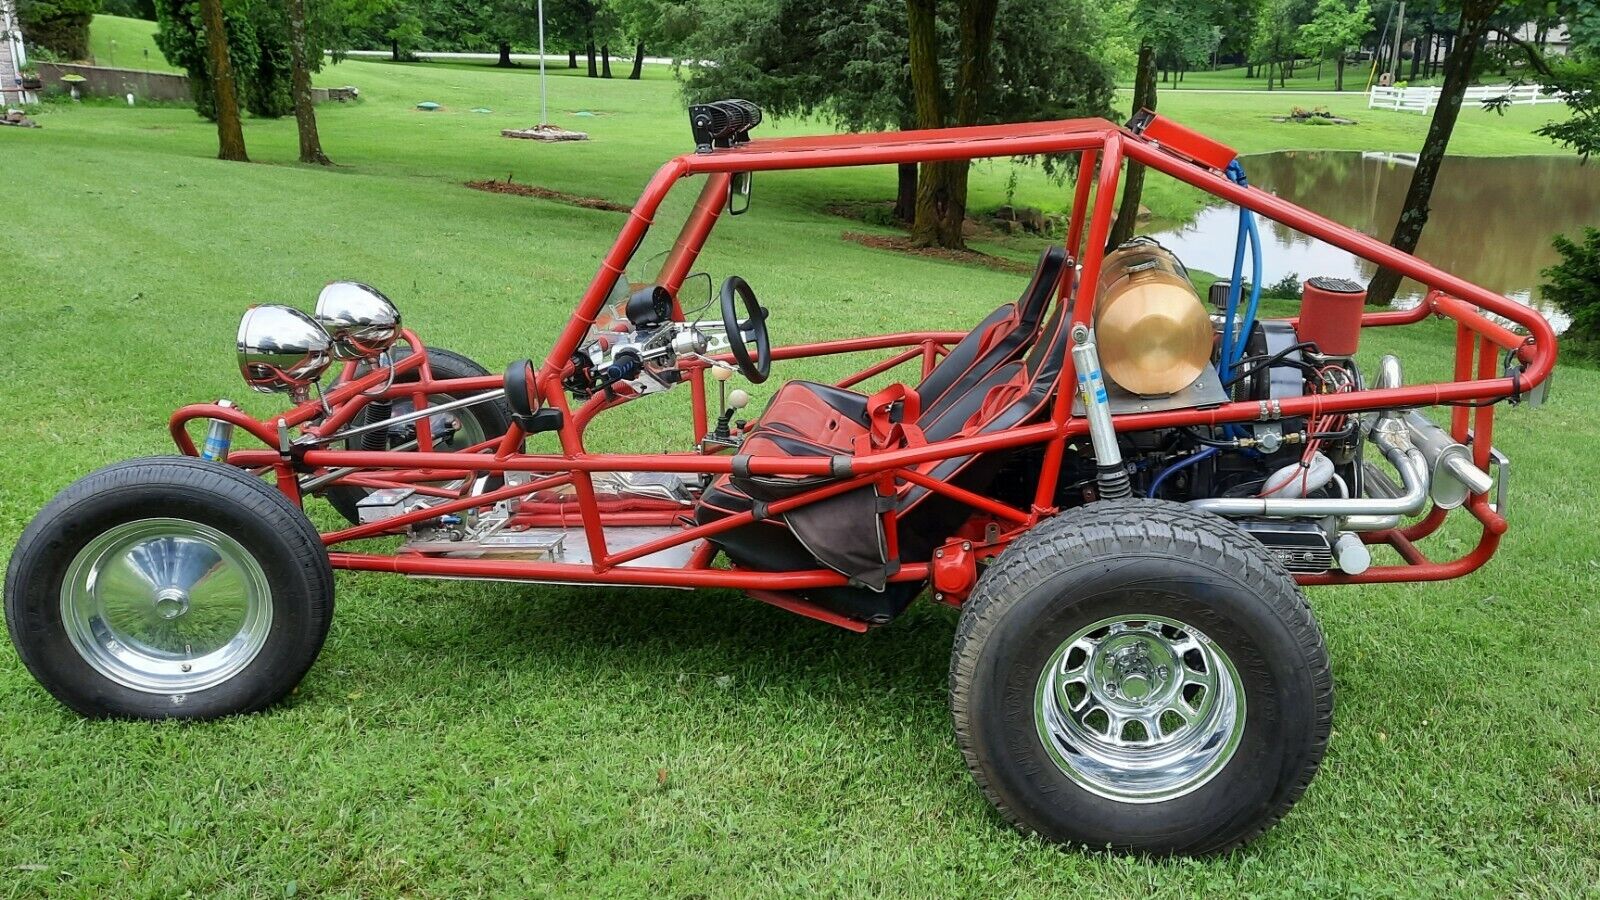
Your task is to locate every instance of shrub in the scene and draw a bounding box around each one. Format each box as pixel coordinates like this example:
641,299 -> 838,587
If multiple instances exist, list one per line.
16,0 -> 100,60
1265,272 -> 1302,299
1542,227 -> 1600,356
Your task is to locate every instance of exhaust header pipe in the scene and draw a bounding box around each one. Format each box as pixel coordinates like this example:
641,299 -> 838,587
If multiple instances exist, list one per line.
1190,425 -> 1429,520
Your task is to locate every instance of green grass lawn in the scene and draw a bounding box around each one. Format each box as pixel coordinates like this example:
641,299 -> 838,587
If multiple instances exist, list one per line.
86,14 -> 179,73
1126,59 -> 1465,92
1140,59 -> 1449,93
2,51 -> 1597,898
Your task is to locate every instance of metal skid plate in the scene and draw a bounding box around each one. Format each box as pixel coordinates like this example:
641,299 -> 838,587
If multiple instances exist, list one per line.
1071,363 -> 1229,416
403,525 -> 701,570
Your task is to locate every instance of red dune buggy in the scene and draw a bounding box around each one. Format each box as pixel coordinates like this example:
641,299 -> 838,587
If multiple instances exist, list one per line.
4,106 -> 1556,854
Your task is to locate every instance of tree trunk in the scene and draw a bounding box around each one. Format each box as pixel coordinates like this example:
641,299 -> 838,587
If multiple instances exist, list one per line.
928,0 -> 999,247
895,162 -> 917,223
1409,33 -> 1422,80
568,48 -> 577,68
630,41 -> 644,79
391,39 -> 400,62
906,0 -> 949,247
601,44 -> 612,77
586,39 -> 597,77
1110,42 -> 1157,248
1335,55 -> 1345,91
287,0 -> 329,164
198,0 -> 247,161
498,41 -> 513,67
1368,5 -> 1494,307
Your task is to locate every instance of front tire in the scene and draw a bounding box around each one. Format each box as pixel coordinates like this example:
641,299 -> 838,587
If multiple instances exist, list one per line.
5,457 -> 334,720
949,499 -> 1333,855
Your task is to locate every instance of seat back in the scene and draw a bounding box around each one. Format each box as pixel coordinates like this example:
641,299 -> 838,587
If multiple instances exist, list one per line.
914,245 -> 1065,420
895,302 -> 1074,556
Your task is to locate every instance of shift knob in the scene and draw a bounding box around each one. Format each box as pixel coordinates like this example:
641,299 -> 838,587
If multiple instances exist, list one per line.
713,366 -> 734,382
728,389 -> 751,410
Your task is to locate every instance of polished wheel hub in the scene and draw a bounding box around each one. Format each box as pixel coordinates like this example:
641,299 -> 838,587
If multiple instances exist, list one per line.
1036,614 -> 1245,802
60,518 -> 272,694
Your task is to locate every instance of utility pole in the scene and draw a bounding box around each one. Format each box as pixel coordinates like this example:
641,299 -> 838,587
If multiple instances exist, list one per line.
1392,0 -> 1406,81
537,0 -> 548,126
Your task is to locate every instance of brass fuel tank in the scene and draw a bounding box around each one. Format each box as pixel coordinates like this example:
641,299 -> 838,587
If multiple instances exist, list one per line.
1093,240 -> 1214,396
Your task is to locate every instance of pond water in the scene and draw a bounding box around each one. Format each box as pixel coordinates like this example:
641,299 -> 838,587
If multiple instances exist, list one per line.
1147,151 -> 1600,331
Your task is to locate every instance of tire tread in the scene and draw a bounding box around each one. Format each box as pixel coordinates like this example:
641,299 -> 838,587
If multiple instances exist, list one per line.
5,456 -> 333,719
948,499 -> 1334,854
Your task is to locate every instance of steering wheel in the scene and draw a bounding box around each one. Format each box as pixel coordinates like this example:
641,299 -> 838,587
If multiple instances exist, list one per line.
719,275 -> 771,384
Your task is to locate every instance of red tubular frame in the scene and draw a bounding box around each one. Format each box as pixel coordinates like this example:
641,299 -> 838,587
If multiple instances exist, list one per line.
166,115 -> 1557,616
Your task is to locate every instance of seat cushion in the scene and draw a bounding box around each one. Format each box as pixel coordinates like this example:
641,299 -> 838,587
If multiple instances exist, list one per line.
750,380 -> 869,447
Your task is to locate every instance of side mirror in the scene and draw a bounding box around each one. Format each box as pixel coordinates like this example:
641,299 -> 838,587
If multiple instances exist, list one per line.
728,171 -> 752,216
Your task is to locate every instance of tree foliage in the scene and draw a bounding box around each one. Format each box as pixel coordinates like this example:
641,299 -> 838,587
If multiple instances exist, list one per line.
683,0 -> 1113,248
1542,227 -> 1600,349
681,0 -> 907,129
1484,0 -> 1600,160
154,0 -> 342,120
16,0 -> 102,60
1296,0 -> 1371,90
1135,0 -> 1219,82
1250,0 -> 1316,88
335,0 -> 424,59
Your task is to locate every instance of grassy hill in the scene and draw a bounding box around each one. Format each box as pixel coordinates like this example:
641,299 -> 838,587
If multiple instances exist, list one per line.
1,52 -> 1595,897
87,14 -> 178,73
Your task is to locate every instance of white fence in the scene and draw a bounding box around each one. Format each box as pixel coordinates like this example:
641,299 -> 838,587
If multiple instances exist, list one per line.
1368,83 -> 1566,114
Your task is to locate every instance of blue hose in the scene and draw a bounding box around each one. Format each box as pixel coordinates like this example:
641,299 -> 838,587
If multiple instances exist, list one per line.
1231,211 -> 1264,374
1218,160 -> 1263,381
1221,213 -> 1248,378
1148,447 -> 1218,498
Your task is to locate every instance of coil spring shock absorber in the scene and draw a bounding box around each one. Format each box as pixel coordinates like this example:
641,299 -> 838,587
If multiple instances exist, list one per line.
361,396 -> 393,451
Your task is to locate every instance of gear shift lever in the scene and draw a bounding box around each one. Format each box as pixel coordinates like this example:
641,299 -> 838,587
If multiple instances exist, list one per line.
715,389 -> 750,441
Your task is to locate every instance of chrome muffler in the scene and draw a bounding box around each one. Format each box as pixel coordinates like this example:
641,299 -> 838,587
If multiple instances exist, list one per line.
1401,410 -> 1493,510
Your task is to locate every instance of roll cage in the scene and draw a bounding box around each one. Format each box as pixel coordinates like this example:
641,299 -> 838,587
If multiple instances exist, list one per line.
170,114 -> 1558,630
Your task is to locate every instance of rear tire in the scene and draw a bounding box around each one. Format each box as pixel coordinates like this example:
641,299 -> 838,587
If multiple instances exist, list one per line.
5,457 -> 334,720
324,346 -> 514,524
949,499 -> 1333,855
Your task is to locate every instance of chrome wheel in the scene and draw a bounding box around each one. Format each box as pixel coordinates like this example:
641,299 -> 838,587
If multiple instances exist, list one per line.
1036,614 -> 1245,803
407,394 -> 489,452
59,518 -> 273,694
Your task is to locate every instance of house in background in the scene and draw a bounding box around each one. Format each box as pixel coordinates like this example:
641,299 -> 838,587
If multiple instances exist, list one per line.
1,0 -> 35,105
1511,22 -> 1572,57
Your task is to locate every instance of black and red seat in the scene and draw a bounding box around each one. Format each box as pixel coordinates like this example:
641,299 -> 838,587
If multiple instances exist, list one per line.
695,247 -> 1072,621
737,245 -> 1065,453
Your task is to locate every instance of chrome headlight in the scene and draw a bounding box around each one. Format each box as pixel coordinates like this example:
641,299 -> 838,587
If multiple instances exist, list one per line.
237,305 -> 334,394
314,282 -> 402,360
